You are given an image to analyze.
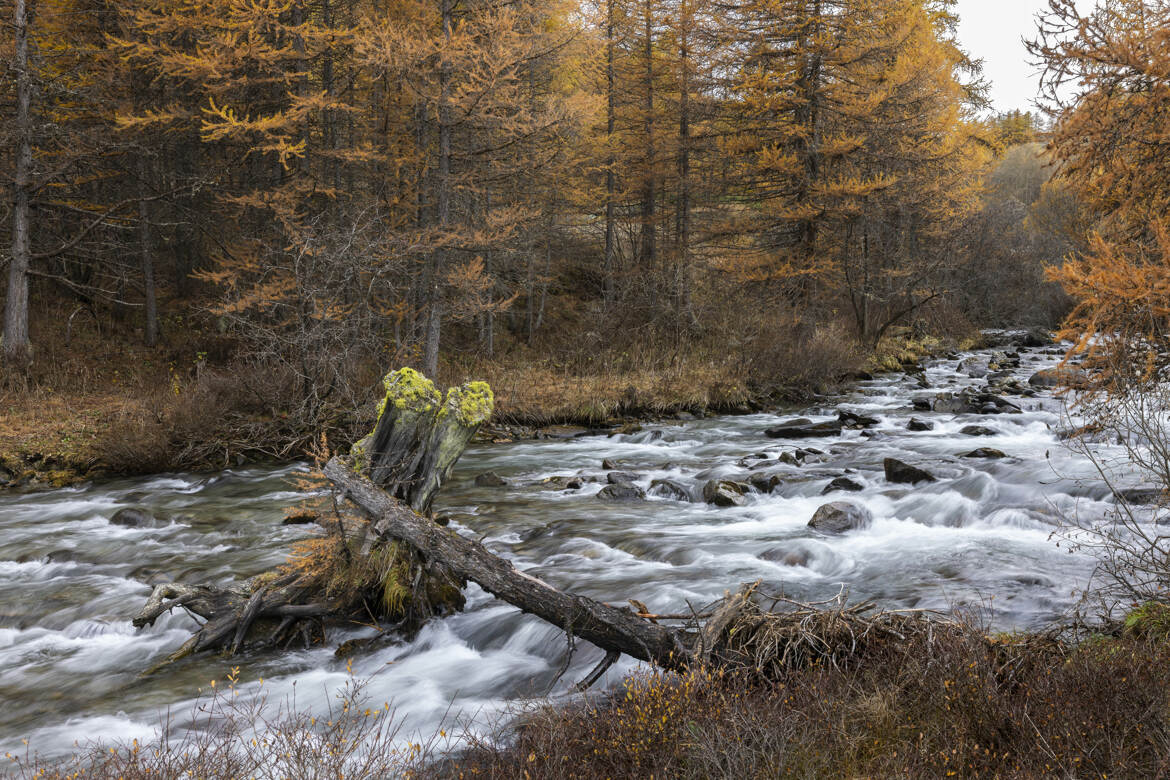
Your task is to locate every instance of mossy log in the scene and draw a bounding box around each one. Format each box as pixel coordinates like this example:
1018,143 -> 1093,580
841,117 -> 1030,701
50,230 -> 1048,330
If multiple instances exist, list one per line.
131,371 -> 492,671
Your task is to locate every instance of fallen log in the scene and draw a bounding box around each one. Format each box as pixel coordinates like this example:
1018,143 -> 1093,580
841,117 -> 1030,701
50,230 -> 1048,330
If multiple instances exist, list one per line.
323,456 -> 693,671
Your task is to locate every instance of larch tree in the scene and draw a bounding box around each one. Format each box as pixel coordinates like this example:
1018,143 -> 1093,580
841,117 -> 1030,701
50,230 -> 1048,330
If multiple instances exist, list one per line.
1029,0 -> 1170,388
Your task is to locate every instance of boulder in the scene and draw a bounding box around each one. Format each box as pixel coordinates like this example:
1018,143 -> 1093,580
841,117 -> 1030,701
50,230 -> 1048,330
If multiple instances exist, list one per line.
1028,367 -> 1089,389
597,483 -> 646,501
110,508 -> 168,528
749,473 -> 782,494
808,501 -> 873,534
649,479 -> 693,502
760,547 -> 812,567
958,356 -> 988,378
960,425 -> 997,437
907,418 -> 934,432
607,471 -> 642,485
703,479 -> 748,507
960,448 -> 1007,459
912,398 -> 933,412
884,458 -> 937,484
474,471 -> 508,487
765,419 -> 843,439
822,476 -> 864,494
601,458 -> 620,470
1115,488 -> 1165,505
838,410 -> 880,428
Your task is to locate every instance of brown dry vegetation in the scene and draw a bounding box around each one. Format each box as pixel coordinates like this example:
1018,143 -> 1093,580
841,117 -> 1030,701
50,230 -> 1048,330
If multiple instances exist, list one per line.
0,296 -> 876,485
437,625 -> 1170,779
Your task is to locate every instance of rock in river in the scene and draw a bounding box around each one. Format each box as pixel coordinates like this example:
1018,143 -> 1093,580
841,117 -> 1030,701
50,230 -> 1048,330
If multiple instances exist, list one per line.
1028,367 -> 1089,389
960,448 -> 1007,459
597,483 -> 645,501
907,418 -> 934,432
474,471 -> 508,487
607,471 -> 642,485
808,501 -> 873,534
960,425 -> 997,437
109,508 -> 168,528
765,418 -> 843,439
822,476 -> 864,494
703,479 -> 747,507
884,458 -> 937,484
649,479 -> 692,502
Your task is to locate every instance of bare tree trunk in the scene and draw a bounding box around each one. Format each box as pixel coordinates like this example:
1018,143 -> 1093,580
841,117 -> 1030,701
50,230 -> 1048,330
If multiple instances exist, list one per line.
604,0 -> 617,307
423,0 -> 453,379
675,0 -> 692,334
639,0 -> 656,271
139,156 -> 159,347
5,0 -> 34,366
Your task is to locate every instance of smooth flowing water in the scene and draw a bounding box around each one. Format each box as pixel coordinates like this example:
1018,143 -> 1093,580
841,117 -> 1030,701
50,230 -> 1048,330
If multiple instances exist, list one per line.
0,342 -> 1147,759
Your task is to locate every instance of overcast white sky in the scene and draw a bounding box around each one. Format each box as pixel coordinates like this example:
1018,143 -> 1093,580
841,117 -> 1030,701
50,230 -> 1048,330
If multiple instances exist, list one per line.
954,0 -> 1089,114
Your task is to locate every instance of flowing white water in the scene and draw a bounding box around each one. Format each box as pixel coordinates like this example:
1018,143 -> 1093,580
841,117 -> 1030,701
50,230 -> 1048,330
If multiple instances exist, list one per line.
0,343 -> 1149,759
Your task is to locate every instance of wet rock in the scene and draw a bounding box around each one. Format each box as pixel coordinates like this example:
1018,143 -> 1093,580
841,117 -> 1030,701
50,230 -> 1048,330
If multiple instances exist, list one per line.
822,476 -> 864,494
597,483 -> 646,501
1028,367 -> 1089,389
703,479 -> 747,507
612,423 -> 644,436
960,448 -> 1007,459
960,425 -> 997,437
536,425 -> 590,439
912,398 -> 933,412
760,547 -> 811,567
542,475 -> 589,490
749,473 -> 782,494
45,549 -> 78,563
109,508 -> 167,528
907,418 -> 933,432
607,471 -> 642,485
649,479 -> 692,502
958,356 -> 988,378
474,471 -> 508,487
1115,488 -> 1165,505
281,509 -> 319,525
932,389 -> 1020,415
838,410 -> 880,428
675,411 -> 697,421
808,501 -> 873,534
601,458 -> 620,470
778,452 -> 802,466
765,419 -> 843,439
884,458 -> 936,484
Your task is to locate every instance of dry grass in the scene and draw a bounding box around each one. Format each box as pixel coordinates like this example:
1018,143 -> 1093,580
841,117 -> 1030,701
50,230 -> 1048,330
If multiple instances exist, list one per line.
440,618 -> 1170,779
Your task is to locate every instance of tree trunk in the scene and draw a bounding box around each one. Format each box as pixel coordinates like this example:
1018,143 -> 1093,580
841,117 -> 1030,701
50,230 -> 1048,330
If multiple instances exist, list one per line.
139,156 -> 159,347
604,0 -> 617,308
675,0 -> 693,333
5,0 -> 34,366
639,0 -> 656,270
423,0 -> 453,379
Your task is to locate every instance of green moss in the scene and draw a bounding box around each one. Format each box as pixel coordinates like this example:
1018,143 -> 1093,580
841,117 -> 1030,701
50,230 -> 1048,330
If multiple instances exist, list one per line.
445,381 -> 494,427
1123,601 -> 1170,641
375,368 -> 441,422
350,432 -> 373,473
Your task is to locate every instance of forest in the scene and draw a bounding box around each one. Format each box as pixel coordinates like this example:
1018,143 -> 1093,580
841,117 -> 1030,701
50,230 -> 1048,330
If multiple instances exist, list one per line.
0,0 -> 1078,478
7,0 -> 1170,777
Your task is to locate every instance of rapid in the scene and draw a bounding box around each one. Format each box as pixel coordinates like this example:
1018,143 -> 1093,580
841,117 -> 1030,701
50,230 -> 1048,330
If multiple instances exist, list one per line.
0,339 -> 1147,759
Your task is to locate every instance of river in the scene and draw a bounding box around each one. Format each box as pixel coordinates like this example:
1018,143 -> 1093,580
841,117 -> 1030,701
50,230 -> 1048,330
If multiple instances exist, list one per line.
0,339 -> 1147,760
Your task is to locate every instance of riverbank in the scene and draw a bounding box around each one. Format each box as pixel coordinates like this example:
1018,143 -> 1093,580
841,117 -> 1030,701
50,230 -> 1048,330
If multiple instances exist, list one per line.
0,324 -> 970,490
